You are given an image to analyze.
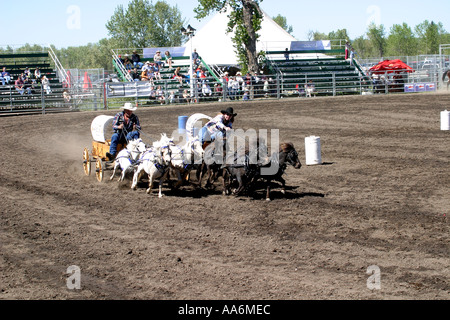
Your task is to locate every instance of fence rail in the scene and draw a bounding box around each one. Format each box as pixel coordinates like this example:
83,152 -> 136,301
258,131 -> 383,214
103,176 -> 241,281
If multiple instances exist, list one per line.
0,70 -> 443,116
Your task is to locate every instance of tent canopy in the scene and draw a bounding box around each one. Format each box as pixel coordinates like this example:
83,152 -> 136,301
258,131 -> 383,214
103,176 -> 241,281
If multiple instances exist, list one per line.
369,59 -> 414,74
183,7 -> 297,66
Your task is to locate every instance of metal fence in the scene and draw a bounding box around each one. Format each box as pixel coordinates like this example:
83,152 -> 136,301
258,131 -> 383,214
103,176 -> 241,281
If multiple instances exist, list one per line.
0,64 -> 445,116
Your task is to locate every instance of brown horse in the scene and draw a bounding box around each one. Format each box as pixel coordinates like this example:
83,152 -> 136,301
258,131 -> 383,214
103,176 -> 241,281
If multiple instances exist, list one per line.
224,142 -> 302,200
443,70 -> 450,90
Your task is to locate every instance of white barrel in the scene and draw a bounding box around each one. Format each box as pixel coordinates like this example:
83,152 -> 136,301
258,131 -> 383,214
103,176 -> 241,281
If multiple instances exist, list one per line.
91,115 -> 114,142
305,136 -> 322,165
441,110 -> 450,131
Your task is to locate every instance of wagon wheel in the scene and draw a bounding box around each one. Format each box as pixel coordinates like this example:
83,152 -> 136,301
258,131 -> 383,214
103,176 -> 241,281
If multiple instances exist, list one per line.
95,158 -> 105,182
82,148 -> 91,176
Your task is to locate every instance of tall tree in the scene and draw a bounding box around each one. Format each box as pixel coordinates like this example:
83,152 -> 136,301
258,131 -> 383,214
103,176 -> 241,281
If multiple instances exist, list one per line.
367,23 -> 386,57
386,23 -> 417,56
106,0 -> 185,49
415,20 -> 446,54
272,14 -> 293,35
194,0 -> 263,74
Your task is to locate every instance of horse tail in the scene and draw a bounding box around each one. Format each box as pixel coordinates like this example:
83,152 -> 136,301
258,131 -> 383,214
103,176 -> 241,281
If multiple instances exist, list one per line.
443,70 -> 450,82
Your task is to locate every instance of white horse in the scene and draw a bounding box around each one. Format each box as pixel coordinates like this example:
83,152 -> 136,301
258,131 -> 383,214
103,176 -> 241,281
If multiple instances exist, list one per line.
110,138 -> 147,182
168,137 -> 204,188
130,135 -> 172,197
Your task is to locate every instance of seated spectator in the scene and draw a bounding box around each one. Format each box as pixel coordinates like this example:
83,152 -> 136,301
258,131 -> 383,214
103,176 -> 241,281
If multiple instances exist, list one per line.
142,61 -> 151,72
63,90 -> 73,109
130,68 -> 141,81
153,50 -> 164,69
34,67 -> 41,82
164,51 -> 173,69
24,67 -> 31,79
182,89 -> 192,104
214,83 -> 223,97
15,75 -> 31,95
305,80 -> 315,98
202,80 -> 212,97
173,67 -> 184,84
141,68 -> 154,82
0,67 -> 11,85
132,51 -> 144,69
123,56 -> 133,71
152,62 -> 162,80
156,86 -> 165,104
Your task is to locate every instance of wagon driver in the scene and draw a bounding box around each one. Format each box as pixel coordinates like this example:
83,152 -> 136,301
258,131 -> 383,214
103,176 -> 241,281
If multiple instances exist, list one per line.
106,102 -> 141,161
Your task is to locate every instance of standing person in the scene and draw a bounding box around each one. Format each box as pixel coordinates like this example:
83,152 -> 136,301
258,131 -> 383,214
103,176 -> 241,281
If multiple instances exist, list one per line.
106,102 -> 141,161
284,48 -> 290,61
198,107 -> 237,145
132,50 -> 144,69
164,50 -> 173,69
41,75 -> 52,94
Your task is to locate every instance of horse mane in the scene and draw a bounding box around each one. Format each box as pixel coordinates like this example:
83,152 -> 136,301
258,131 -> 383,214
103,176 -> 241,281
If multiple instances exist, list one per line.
279,142 -> 294,152
443,70 -> 450,82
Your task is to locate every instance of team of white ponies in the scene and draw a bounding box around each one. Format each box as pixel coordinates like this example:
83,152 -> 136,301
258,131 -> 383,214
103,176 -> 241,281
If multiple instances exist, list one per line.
110,133 -> 204,198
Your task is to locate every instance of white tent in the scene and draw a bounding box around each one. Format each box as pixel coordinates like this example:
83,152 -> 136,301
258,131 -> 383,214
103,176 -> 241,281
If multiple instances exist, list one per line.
183,8 -> 297,66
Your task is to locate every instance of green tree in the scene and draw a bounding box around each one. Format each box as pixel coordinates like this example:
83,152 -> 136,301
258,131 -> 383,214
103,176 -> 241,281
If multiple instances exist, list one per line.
272,14 -> 293,34
194,0 -> 264,74
386,23 -> 417,56
307,30 -> 327,41
367,23 -> 386,57
415,20 -> 446,54
106,0 -> 185,49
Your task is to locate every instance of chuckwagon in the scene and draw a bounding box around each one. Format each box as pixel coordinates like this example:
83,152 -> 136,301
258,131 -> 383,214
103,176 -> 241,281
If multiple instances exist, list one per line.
82,115 -> 126,182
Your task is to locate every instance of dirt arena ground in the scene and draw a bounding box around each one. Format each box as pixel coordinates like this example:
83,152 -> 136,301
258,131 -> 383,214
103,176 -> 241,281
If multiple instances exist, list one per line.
0,92 -> 449,301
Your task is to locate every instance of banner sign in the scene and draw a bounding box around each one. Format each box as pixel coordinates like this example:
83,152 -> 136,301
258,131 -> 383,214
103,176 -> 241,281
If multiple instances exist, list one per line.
404,83 -> 436,92
290,41 -> 331,51
106,81 -> 157,98
143,46 -> 186,59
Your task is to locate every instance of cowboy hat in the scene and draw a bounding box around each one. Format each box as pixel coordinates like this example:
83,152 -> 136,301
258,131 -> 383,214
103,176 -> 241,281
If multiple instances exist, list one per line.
221,107 -> 237,117
121,102 -> 137,111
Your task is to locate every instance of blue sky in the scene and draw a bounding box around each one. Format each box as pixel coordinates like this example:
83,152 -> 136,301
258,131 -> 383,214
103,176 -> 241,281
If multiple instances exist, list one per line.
1,0 -> 449,49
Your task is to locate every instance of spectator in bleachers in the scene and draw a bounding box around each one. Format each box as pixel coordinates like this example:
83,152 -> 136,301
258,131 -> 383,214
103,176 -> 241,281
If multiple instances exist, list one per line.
34,67 -> 41,82
305,80 -> 315,98
141,67 -> 154,83
1,67 -> 11,85
24,67 -> 31,79
153,50 -> 164,69
284,48 -> 290,61
156,86 -> 165,104
164,51 -> 173,69
15,75 -> 31,95
202,80 -> 212,97
214,83 -> 222,98
152,62 -> 162,80
142,61 -> 151,72
63,90 -> 72,107
41,75 -> 52,94
228,76 -> 240,100
123,56 -> 133,71
132,51 -> 144,69
173,67 -> 184,84
130,68 -> 141,81
182,89 -> 192,104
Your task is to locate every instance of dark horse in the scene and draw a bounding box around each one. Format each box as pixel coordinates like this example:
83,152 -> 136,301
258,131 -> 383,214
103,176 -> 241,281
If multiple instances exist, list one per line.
223,142 -> 302,200
443,70 -> 450,90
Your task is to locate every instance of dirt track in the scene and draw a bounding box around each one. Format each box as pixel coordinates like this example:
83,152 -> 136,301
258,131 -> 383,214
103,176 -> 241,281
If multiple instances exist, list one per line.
0,92 -> 449,300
